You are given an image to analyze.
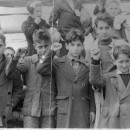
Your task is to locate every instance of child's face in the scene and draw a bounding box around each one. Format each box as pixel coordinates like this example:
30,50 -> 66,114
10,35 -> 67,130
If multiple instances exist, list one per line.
34,41 -> 50,57
114,53 -> 130,74
66,40 -> 83,59
0,39 -> 5,57
4,49 -> 15,58
96,21 -> 112,40
106,2 -> 120,17
33,5 -> 42,18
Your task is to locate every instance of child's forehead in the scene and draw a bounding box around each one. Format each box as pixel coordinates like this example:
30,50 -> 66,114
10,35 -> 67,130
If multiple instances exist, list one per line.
97,21 -> 110,28
36,41 -> 50,46
70,40 -> 83,45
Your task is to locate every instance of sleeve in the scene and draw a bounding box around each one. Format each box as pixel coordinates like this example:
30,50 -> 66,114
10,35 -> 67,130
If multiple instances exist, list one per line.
36,48 -> 56,75
6,56 -> 29,79
49,0 -> 61,27
89,83 -> 96,113
12,74 -> 23,108
89,61 -> 106,89
21,20 -> 39,38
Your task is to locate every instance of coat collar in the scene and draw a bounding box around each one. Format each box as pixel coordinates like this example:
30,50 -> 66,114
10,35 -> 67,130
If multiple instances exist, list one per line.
56,56 -> 89,82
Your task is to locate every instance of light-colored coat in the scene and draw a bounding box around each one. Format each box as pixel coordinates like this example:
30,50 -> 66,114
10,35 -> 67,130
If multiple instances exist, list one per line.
90,64 -> 130,128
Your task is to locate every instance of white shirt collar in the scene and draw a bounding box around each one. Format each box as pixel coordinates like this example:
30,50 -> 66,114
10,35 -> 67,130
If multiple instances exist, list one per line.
117,69 -> 130,75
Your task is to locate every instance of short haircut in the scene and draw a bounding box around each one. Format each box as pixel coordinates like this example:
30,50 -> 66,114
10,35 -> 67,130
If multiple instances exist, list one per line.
95,13 -> 114,28
5,47 -> 15,54
113,45 -> 130,60
0,33 -> 6,45
33,29 -> 51,44
26,0 -> 42,14
106,0 -> 120,8
65,29 -> 85,44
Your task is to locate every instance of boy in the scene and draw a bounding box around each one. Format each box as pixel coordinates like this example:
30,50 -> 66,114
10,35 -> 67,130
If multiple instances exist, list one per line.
90,44 -> 130,128
86,13 -> 114,74
0,34 -> 22,127
36,29 -> 95,128
6,29 -> 56,128
4,47 -> 15,58
22,0 -> 50,56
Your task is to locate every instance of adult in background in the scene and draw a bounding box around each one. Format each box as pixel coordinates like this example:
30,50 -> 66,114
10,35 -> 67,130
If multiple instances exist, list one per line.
21,0 -> 50,56
49,0 -> 92,57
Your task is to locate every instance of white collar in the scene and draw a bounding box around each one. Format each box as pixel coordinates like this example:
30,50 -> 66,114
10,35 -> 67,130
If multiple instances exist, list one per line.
117,69 -> 130,75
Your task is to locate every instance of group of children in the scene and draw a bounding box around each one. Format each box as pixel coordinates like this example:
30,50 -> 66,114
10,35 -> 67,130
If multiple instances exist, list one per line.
0,0 -> 130,128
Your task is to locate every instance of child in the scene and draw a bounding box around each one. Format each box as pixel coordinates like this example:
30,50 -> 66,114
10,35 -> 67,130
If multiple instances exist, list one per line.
90,44 -> 130,128
0,34 -> 23,128
4,47 -> 15,58
6,29 -> 56,128
36,29 -> 95,128
86,13 -> 114,74
22,0 -> 50,56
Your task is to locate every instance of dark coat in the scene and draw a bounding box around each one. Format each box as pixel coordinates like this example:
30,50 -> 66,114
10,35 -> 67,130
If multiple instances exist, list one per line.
21,16 -> 50,56
49,0 -> 92,39
0,55 -> 23,127
90,64 -> 130,128
36,50 -> 95,128
6,54 -> 56,118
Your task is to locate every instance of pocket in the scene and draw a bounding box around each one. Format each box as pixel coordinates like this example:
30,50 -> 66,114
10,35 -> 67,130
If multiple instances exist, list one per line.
23,93 -> 33,107
101,107 -> 109,118
56,96 -> 69,114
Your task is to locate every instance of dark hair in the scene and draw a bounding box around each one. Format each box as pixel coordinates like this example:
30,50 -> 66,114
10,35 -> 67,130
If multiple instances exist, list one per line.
0,33 -> 6,45
33,29 -> 51,44
65,28 -> 85,44
5,47 -> 15,53
26,0 -> 42,14
95,12 -> 114,28
113,45 -> 130,60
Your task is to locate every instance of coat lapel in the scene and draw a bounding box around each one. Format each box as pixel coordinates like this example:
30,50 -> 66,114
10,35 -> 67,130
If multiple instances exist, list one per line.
57,56 -> 76,82
121,79 -> 130,100
76,60 -> 89,81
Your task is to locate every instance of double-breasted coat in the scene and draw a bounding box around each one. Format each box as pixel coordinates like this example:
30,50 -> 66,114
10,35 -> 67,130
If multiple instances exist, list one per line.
90,63 -> 130,128
36,50 -> 95,128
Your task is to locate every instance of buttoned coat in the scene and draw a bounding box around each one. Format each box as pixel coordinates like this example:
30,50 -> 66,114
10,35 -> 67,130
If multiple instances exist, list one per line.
6,54 -> 56,118
90,64 -> 130,128
36,51 -> 95,128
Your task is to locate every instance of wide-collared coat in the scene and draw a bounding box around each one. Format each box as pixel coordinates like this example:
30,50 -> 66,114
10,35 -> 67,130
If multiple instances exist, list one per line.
36,51 -> 95,128
6,54 -> 56,118
90,64 -> 130,128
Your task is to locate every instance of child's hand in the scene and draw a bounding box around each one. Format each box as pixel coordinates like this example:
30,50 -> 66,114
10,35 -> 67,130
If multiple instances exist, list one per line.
35,17 -> 41,24
90,112 -> 95,123
51,42 -> 62,52
15,48 -> 26,58
90,48 -> 100,61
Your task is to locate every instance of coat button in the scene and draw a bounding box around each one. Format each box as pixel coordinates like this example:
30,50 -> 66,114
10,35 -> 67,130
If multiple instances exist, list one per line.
72,97 -> 75,100
82,97 -> 85,100
2,115 -> 6,119
82,83 -> 85,87
8,92 -> 11,95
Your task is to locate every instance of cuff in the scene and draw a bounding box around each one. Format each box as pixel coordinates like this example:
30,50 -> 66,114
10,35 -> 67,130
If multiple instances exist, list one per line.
91,58 -> 100,65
